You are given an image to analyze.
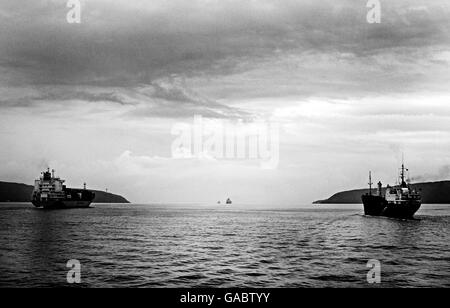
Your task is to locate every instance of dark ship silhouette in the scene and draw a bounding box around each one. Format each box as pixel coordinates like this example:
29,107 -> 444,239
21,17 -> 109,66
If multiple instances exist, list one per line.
31,168 -> 95,209
362,162 -> 421,219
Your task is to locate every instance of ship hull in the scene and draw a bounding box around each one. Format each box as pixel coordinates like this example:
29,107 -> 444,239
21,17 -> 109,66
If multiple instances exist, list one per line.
32,200 -> 93,209
362,195 -> 421,219
32,188 -> 95,209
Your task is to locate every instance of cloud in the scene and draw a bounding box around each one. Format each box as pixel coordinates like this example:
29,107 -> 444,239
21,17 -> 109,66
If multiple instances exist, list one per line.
0,87 -> 130,108
1,1 -> 450,203
0,77 -> 249,119
125,78 -> 249,118
1,0 -> 449,118
115,150 -> 219,175
411,165 -> 450,182
115,150 -> 168,172
0,0 -> 449,87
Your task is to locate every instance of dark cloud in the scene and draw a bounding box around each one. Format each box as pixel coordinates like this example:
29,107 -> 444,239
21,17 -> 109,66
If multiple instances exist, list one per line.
0,87 -> 130,108
0,79 -> 249,119
0,0 -> 449,121
0,0 -> 448,87
136,79 -> 249,118
411,165 -> 450,182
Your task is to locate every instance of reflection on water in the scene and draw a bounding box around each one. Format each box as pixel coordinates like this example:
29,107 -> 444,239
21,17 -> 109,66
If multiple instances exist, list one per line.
0,204 -> 449,287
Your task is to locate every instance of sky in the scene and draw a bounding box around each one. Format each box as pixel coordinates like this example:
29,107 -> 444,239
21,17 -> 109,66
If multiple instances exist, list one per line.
0,0 -> 449,205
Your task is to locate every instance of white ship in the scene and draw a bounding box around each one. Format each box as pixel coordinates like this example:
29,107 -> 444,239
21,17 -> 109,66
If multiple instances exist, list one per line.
31,168 -> 95,209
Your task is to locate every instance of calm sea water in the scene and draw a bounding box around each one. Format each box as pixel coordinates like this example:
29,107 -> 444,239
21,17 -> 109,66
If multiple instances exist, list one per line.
0,203 -> 449,288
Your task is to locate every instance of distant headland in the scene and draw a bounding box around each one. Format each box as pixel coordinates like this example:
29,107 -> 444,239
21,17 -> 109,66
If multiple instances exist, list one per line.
314,180 -> 450,204
0,181 -> 130,204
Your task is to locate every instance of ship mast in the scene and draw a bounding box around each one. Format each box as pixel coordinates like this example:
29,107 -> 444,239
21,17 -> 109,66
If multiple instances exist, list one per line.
401,163 -> 405,186
400,154 -> 408,187
368,171 -> 373,196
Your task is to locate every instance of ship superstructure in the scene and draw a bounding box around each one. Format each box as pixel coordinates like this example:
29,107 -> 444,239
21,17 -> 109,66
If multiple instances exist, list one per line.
361,162 -> 421,219
31,168 -> 95,209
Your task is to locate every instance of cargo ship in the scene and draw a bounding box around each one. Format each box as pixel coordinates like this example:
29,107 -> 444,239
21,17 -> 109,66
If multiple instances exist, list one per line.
31,168 -> 95,209
361,162 -> 421,219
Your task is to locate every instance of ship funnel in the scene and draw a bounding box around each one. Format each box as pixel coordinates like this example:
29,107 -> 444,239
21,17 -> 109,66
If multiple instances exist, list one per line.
378,181 -> 383,197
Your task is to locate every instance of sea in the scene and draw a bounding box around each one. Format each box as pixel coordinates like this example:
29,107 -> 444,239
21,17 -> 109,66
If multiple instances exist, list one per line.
0,203 -> 449,288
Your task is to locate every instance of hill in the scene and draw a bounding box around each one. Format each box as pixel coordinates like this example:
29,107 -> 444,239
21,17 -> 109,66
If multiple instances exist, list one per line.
0,181 -> 130,203
314,181 -> 450,204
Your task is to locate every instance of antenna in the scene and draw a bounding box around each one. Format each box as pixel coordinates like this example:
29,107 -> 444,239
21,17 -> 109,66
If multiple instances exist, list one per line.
368,171 -> 373,195
400,153 -> 408,186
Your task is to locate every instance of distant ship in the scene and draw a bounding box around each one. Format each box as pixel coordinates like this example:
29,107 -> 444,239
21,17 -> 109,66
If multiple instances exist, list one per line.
31,168 -> 95,209
361,162 -> 421,219
226,198 -> 232,205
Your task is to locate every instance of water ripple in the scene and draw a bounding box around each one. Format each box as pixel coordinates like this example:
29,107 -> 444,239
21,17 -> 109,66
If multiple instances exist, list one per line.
0,204 -> 449,287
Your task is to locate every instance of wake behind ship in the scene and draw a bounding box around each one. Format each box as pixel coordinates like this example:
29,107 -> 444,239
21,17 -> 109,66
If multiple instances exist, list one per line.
31,169 -> 95,209
362,162 -> 421,219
